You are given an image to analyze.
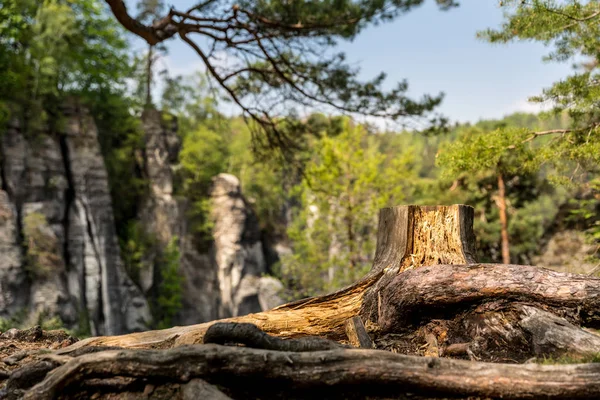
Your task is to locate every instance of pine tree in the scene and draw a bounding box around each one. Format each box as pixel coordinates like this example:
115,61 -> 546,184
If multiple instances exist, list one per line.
478,0 -> 600,173
103,0 -> 459,149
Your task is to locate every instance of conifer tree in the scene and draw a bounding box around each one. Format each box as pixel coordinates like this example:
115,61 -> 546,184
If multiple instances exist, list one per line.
103,0 -> 458,149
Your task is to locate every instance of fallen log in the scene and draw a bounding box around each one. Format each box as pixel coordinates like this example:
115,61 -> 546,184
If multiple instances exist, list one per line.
23,344 -> 600,400
56,205 -> 600,362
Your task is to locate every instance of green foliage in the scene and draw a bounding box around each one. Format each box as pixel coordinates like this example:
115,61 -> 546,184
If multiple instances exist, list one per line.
437,126 -> 538,178
35,311 -> 65,331
0,0 -> 132,130
281,119 -> 418,298
477,0 -> 600,174
92,92 -> 149,243
120,221 -> 156,285
136,0 -> 165,23
152,237 -> 183,330
537,352 -> 600,364
0,309 -> 28,332
566,177 -> 600,254
178,124 -> 228,239
23,212 -> 62,279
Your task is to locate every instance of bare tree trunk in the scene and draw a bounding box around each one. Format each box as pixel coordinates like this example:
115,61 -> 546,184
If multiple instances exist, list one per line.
146,44 -> 153,106
497,172 -> 510,264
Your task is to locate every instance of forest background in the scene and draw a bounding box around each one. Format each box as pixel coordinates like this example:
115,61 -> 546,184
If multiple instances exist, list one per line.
1,0 -> 599,322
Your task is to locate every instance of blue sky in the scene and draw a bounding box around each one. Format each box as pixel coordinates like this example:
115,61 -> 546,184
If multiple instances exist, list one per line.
128,0 -> 573,124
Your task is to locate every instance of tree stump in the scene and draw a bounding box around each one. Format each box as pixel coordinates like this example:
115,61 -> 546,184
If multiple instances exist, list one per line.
61,205 -> 479,350
9,204 -> 600,399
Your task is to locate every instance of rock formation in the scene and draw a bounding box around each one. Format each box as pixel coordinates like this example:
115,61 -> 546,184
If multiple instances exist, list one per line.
138,111 -> 283,326
0,100 -> 150,335
0,103 -> 284,335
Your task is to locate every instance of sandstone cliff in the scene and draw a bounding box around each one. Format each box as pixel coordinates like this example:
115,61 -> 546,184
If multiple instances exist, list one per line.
138,110 -> 283,326
0,103 -> 283,334
0,100 -> 150,335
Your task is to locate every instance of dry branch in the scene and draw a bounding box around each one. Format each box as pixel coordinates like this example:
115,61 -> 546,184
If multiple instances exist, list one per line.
344,316 -> 373,348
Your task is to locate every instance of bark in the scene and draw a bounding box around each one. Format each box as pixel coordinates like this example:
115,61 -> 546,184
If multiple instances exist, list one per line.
146,44 -> 153,106
375,263 -> 600,332
103,0 -> 176,45
203,322 -> 345,351
23,345 -> 600,400
518,305 -> 600,359
497,172 -> 510,264
345,316 -> 373,348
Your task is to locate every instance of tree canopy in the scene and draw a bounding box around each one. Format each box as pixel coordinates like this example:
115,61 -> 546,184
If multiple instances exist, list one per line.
103,0 -> 458,149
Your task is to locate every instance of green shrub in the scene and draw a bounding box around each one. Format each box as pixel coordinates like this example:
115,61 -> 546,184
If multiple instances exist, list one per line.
23,212 -> 62,278
151,237 -> 183,329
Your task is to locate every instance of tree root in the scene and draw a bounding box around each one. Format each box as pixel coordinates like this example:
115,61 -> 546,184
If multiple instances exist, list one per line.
22,344 -> 600,400
203,322 -> 346,351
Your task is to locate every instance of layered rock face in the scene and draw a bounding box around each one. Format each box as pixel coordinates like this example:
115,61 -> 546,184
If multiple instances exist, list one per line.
138,111 -> 283,326
211,173 -> 284,318
0,100 -> 150,335
0,105 -> 283,334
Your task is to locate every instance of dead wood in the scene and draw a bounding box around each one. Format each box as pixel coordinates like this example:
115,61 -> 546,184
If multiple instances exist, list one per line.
518,305 -> 600,359
9,203 -> 600,399
60,205 -> 479,351
344,316 -> 373,348
23,344 -> 600,400
374,263 -> 600,332
203,322 -> 345,351
1,360 -> 60,400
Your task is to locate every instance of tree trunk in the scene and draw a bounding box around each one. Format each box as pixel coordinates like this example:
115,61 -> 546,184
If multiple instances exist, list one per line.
146,44 -> 153,106
9,204 -> 600,399
497,172 -> 510,264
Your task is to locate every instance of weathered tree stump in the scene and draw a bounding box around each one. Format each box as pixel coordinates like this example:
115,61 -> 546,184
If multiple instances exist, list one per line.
6,204 -> 600,399
61,205 -> 479,350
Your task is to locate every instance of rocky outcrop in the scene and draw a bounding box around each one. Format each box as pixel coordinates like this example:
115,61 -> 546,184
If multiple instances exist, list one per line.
0,101 -> 150,335
138,110 -> 220,325
211,173 -> 269,318
139,113 -> 283,326
0,104 -> 282,334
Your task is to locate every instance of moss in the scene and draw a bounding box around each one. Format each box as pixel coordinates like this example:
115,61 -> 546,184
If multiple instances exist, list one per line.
0,308 -> 28,332
119,220 -> 156,286
537,353 -> 600,364
22,212 -> 62,279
